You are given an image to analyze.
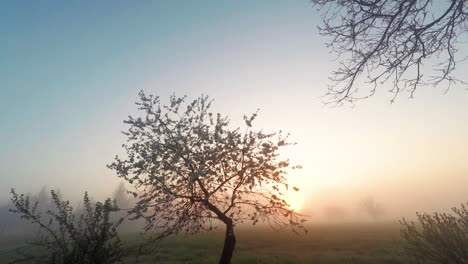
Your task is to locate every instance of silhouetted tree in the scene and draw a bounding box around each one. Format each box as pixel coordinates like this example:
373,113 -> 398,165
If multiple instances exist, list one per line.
108,92 -> 306,264
400,202 -> 468,264
35,186 -> 51,213
312,0 -> 468,105
359,196 -> 385,221
9,189 -> 123,264
113,182 -> 132,210
112,182 -> 136,232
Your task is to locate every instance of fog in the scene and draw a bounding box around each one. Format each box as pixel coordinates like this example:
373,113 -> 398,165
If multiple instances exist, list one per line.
2,163 -> 466,236
1,1 -> 467,237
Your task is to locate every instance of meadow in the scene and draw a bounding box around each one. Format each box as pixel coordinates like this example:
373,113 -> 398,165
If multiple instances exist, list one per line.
0,222 -> 414,264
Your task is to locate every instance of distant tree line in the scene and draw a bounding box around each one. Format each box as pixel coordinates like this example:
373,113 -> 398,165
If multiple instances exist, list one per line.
321,196 -> 385,222
0,184 -> 135,239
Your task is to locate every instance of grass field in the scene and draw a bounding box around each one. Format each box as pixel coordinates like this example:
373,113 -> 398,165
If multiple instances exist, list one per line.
0,222 -> 414,264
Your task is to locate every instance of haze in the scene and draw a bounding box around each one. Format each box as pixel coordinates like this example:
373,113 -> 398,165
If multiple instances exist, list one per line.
1,1 -> 467,223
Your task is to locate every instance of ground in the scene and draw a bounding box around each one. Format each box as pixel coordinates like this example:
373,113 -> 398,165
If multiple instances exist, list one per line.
0,222 -> 413,264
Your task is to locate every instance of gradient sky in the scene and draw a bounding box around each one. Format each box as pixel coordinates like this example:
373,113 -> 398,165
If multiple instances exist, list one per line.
1,1 -> 467,219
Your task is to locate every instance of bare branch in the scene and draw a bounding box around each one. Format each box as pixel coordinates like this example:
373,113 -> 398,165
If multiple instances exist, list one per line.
313,0 -> 468,105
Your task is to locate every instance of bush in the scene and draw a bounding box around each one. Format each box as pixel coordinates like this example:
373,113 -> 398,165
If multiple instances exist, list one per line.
400,202 -> 468,264
9,189 -> 123,264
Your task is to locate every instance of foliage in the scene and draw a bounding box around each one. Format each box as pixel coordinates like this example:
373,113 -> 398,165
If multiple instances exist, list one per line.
9,189 -> 123,264
109,92 -> 306,263
112,182 -> 137,233
400,202 -> 468,264
113,182 -> 133,211
312,0 -> 468,105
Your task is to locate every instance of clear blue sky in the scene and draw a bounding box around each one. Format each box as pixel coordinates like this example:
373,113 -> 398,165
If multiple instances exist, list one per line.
1,1 -> 467,216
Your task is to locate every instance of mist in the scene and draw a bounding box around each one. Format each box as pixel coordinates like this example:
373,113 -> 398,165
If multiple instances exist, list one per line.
1,1 -> 467,263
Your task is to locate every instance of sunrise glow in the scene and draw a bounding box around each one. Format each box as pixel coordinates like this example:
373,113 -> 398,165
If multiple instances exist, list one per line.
2,1 -> 468,263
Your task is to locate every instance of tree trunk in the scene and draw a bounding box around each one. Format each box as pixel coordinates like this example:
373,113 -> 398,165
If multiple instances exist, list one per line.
219,222 -> 236,264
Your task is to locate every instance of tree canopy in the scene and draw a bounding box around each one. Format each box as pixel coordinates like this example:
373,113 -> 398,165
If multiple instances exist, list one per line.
109,92 -> 305,263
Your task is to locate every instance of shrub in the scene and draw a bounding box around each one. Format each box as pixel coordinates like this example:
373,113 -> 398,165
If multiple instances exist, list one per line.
400,202 -> 468,264
9,189 -> 123,264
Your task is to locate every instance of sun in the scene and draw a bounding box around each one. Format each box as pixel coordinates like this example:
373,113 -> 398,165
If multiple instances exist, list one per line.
286,192 -> 305,211
289,200 -> 299,211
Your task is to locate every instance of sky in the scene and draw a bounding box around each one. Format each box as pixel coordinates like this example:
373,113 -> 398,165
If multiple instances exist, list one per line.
1,1 -> 467,220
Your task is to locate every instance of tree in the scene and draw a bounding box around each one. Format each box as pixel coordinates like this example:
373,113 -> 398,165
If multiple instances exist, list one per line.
112,182 -> 137,232
358,196 -> 385,221
35,186 -> 51,212
400,202 -> 468,264
108,92 -> 306,264
312,0 -> 468,105
113,182 -> 132,210
9,189 -> 123,264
